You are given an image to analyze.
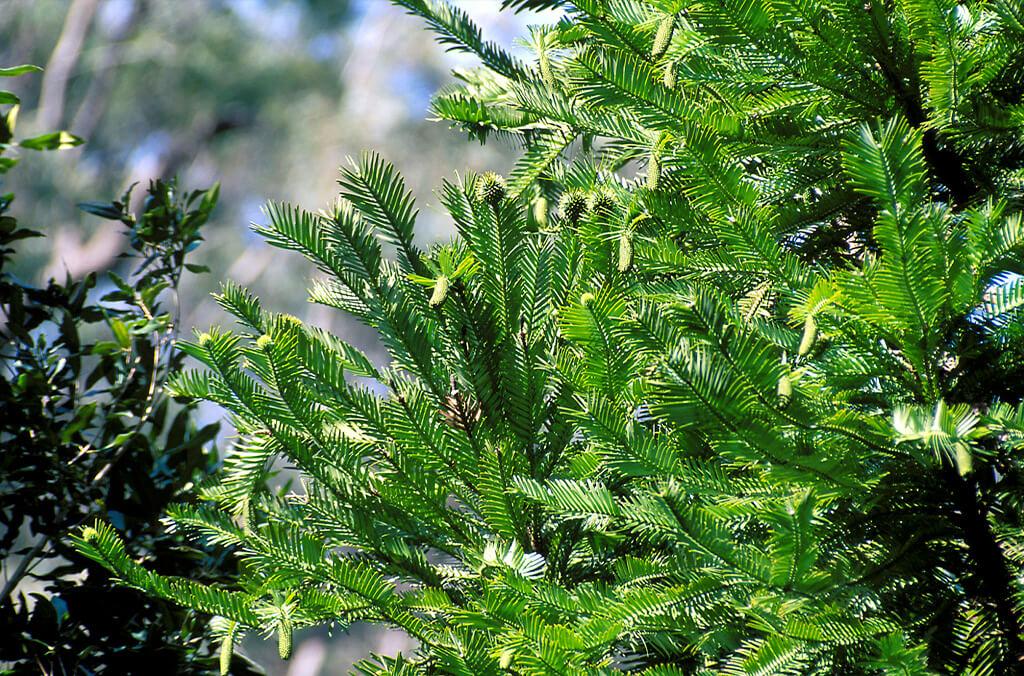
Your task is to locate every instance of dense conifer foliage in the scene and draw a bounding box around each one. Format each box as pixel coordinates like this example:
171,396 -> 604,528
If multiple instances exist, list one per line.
79,1 -> 1024,673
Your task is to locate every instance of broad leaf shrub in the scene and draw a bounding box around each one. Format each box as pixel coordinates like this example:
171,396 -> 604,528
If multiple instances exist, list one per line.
79,1 -> 1024,674
0,63 -> 257,675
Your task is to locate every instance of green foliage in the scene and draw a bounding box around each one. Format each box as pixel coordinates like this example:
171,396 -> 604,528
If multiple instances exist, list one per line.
78,1 -> 1024,674
1,63 -> 256,674
0,64 -> 80,174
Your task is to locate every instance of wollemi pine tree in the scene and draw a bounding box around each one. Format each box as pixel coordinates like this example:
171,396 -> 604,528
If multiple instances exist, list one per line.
78,0 -> 1024,673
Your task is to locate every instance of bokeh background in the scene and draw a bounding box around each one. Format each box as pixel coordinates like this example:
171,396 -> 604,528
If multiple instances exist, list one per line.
0,1 -> 554,672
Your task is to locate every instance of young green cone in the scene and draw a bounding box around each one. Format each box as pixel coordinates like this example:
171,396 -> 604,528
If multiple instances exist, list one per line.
663,60 -> 677,88
652,14 -> 676,59
618,231 -> 633,272
777,373 -> 793,407
798,314 -> 817,357
278,616 -> 293,660
220,633 -> 234,675
539,51 -> 554,88
532,196 -> 549,228
647,153 -> 660,191
429,275 -> 450,307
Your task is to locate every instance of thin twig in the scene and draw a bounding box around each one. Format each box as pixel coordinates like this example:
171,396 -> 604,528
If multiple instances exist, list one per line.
0,536 -> 50,601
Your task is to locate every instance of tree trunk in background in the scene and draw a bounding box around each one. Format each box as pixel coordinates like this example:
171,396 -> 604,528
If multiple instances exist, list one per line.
71,1 -> 146,141
37,0 -> 99,131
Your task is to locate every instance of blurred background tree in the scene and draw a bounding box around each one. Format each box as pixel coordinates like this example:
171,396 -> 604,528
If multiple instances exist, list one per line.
1,1 -> 553,673
0,0 -> 532,360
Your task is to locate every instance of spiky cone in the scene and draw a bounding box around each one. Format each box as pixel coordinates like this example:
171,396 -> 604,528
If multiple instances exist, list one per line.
558,189 -> 587,225
475,172 -> 507,206
652,14 -> 676,59
586,188 -> 616,218
81,525 -> 99,543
